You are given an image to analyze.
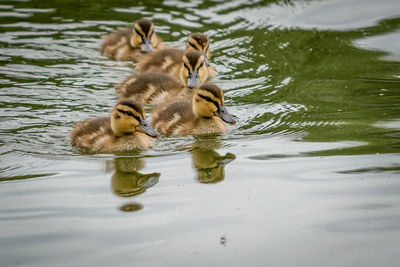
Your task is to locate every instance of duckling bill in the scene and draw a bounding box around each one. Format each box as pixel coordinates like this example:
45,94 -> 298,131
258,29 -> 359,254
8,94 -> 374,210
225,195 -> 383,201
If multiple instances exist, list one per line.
71,100 -> 159,153
151,83 -> 235,136
101,18 -> 165,61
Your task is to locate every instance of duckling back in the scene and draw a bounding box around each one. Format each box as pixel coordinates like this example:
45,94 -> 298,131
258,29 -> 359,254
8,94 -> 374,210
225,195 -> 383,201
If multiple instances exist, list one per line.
101,28 -> 137,60
151,101 -> 195,136
71,117 -> 114,151
117,71 -> 189,106
138,48 -> 184,76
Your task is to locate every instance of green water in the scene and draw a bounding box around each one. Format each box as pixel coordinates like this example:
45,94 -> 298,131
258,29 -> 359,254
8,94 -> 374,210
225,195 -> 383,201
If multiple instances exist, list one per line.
1,0 -> 400,266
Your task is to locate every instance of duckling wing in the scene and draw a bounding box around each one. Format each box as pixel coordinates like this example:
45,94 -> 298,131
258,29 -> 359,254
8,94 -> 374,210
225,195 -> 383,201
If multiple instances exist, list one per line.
118,72 -> 185,106
101,28 -> 133,58
138,48 -> 184,75
151,101 -> 194,136
71,117 -> 111,149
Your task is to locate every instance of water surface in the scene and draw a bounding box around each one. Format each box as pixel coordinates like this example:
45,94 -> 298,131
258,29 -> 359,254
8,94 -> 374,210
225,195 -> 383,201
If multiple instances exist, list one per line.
1,0 -> 400,266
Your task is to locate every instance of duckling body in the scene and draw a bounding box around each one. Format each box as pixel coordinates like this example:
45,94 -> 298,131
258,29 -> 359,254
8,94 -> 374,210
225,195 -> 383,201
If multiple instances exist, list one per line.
138,33 -> 215,78
71,100 -> 159,153
117,72 -> 186,106
118,50 -> 208,106
151,83 -> 235,136
101,19 -> 165,61
138,48 -> 184,77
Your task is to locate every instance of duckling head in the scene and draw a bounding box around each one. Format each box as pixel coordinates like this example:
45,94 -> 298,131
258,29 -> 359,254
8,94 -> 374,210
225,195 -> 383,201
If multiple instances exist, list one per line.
179,50 -> 208,89
130,18 -> 156,53
192,83 -> 236,124
111,99 -> 159,137
186,33 -> 211,66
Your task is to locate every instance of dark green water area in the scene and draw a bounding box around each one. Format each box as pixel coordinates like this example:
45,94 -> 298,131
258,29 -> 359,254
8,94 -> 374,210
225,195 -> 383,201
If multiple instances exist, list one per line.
0,0 -> 399,266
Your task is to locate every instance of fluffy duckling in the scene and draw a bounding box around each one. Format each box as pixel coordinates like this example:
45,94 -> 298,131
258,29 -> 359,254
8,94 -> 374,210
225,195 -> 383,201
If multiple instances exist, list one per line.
71,99 -> 159,153
101,18 -> 165,61
151,83 -> 236,136
138,32 -> 215,78
117,50 -> 208,105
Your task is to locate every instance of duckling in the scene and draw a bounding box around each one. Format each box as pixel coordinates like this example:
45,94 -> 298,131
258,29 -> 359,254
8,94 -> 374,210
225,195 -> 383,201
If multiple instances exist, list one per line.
117,50 -> 208,105
101,18 -> 165,61
138,32 -> 215,78
71,99 -> 159,153
151,83 -> 236,136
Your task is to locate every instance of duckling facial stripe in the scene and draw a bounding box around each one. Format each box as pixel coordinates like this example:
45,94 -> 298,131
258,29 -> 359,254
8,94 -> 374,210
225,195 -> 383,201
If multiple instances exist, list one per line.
135,28 -> 144,39
120,102 -> 142,114
198,94 -> 219,108
189,42 -> 199,50
135,28 -> 144,42
197,61 -> 204,70
183,62 -> 191,71
117,108 -> 141,122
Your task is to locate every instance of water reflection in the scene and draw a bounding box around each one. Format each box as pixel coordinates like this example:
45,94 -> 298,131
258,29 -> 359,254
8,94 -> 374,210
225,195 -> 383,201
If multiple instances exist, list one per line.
119,202 -> 144,213
190,140 -> 236,183
107,157 -> 160,197
106,157 -> 160,212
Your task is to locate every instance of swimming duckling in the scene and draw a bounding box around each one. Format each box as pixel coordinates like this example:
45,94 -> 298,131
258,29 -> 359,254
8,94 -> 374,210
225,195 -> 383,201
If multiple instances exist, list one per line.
101,18 -> 165,61
138,32 -> 215,78
151,83 -> 236,136
117,50 -> 208,105
71,99 -> 159,153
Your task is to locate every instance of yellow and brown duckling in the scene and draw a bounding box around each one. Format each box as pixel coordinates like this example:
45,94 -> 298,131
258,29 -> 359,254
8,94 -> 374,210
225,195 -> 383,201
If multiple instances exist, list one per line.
101,18 -> 165,61
151,83 -> 236,136
117,50 -> 208,106
71,99 -> 159,153
138,32 -> 215,78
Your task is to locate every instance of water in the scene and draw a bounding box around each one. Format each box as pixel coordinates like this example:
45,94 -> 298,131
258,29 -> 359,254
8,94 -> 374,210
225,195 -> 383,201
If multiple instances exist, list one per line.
1,0 -> 399,266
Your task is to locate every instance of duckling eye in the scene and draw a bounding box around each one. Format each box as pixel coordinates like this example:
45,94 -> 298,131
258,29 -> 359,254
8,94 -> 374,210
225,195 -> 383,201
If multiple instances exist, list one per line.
198,61 -> 204,69
117,108 -> 136,118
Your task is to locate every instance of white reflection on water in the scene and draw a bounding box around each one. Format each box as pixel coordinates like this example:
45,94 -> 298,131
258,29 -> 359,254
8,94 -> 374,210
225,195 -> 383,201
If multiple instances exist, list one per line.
354,30 -> 400,61
190,0 -> 400,31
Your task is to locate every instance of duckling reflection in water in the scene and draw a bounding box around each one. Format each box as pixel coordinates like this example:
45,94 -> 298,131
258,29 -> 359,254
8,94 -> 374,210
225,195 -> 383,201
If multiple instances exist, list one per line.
106,157 -> 160,198
190,140 -> 236,183
101,18 -> 166,61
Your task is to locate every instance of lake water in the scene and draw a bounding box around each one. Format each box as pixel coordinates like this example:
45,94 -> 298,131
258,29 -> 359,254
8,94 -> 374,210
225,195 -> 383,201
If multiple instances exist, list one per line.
1,0 -> 400,266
